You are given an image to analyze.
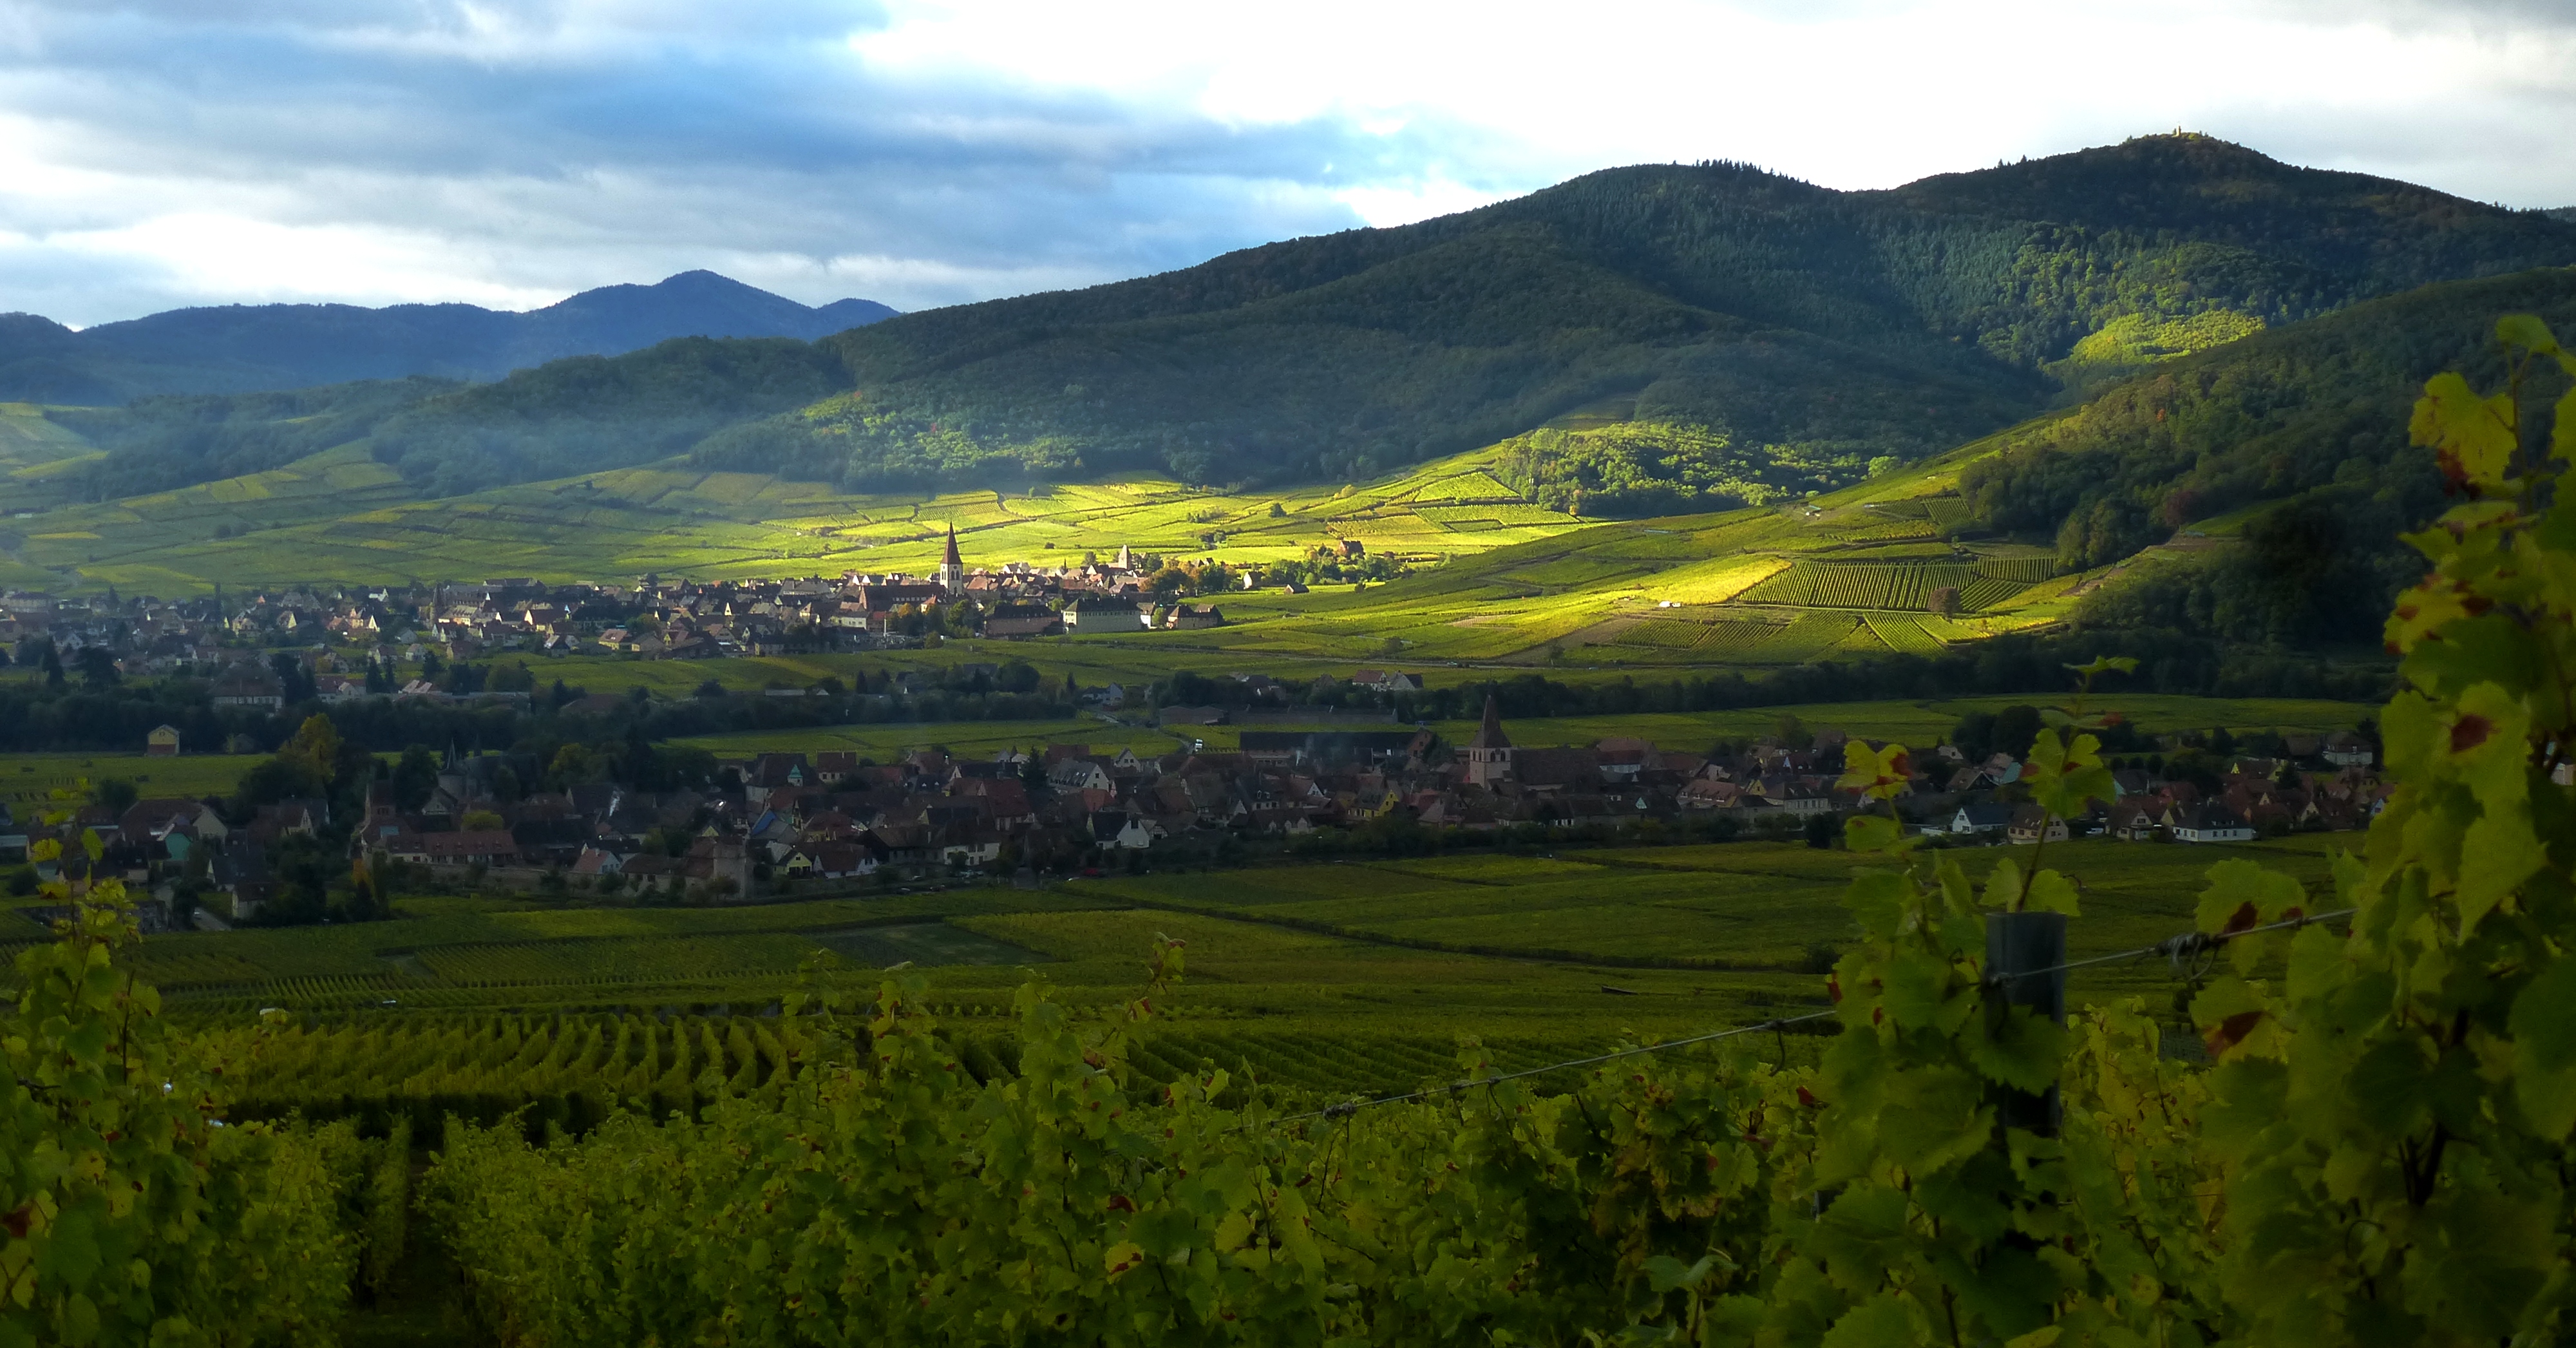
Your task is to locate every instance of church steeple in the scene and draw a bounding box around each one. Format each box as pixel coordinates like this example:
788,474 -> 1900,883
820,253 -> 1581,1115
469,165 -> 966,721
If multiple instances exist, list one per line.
936,524 -> 967,594
1464,693 -> 1514,788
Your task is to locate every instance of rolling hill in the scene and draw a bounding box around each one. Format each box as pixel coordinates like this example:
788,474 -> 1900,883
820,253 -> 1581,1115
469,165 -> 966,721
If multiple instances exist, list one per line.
3,136 -> 2571,679
726,132 -> 2576,490
8,260 -> 2567,679
33,134 -> 2576,513
0,271 -> 895,405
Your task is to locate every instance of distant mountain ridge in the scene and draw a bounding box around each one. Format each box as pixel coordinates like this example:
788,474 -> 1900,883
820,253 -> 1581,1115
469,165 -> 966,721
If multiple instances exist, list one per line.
29,135 -> 2576,513
696,133 -> 2576,491
0,271 -> 895,404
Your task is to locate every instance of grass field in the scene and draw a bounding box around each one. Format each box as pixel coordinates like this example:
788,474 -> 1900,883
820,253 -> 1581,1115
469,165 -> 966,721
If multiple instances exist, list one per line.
0,752 -> 260,806
5,831 -> 2353,1114
0,438 -> 1592,594
0,402 -> 2255,680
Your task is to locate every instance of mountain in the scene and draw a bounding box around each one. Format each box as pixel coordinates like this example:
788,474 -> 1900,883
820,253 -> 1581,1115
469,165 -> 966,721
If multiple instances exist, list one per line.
0,271 -> 895,404
678,133 -> 2576,492
32,135 -> 2576,511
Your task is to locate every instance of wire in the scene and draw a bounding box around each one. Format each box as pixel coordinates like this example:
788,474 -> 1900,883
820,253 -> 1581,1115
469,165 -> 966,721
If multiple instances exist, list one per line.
1984,907 -> 2357,987
1259,907 -> 2360,1128
1271,1009 -> 1838,1126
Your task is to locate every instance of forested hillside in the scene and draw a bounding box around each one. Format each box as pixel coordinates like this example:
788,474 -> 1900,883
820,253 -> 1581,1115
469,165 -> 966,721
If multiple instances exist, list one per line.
33,134 -> 2574,508
718,133 -> 2575,491
1956,266 -> 2576,644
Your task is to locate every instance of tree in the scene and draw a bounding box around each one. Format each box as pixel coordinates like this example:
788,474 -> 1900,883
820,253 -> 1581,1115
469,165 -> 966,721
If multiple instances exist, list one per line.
391,745 -> 440,811
269,652 -> 316,704
1988,703 -> 2045,761
41,643 -> 64,689
75,645 -> 119,688
278,714 -> 343,786
92,777 -> 138,815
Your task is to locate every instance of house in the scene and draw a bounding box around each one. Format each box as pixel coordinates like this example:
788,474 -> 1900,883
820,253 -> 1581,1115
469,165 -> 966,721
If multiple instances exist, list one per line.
1048,757 -> 1116,792
981,614 -> 1063,639
209,664 -> 285,710
2105,800 -> 2163,841
385,831 -> 524,868
2171,803 -> 2255,844
1944,802 -> 2016,837
1165,604 -> 1226,631
2005,804 -> 2070,845
146,725 -> 181,757
1064,598 -> 1151,631
2322,731 -> 2376,767
1350,669 -> 1425,693
1750,779 -> 1832,817
1092,812 -> 1157,850
1678,778 -> 1754,811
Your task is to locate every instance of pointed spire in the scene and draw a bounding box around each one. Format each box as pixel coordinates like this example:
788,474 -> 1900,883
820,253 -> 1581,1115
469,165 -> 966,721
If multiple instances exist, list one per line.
943,524 -> 963,567
1468,693 -> 1511,750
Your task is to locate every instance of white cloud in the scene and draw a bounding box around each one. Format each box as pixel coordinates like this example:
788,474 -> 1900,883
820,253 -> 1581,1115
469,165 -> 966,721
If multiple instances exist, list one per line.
0,0 -> 2568,327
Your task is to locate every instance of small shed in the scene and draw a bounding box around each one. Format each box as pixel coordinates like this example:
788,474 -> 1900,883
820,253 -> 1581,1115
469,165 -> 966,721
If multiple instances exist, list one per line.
146,725 -> 181,757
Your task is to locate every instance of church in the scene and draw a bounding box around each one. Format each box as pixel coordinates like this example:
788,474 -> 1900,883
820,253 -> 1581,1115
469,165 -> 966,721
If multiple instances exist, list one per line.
1457,694 -> 1602,794
936,525 -> 966,594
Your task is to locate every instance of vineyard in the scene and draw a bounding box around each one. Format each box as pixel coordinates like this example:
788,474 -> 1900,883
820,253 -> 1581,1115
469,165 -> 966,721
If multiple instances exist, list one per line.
1732,555 -> 2052,611
198,1006 -> 1805,1135
2,338 -> 2564,1348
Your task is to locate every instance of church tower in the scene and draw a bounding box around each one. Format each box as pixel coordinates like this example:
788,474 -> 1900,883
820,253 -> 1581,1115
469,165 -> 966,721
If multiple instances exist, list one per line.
1464,694 -> 1514,788
937,524 -> 967,594
1115,542 -> 1134,573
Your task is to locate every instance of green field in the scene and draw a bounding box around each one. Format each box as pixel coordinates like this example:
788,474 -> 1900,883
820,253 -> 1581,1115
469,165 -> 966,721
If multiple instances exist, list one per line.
0,437 -> 1591,594
15,833 -> 2349,1116
0,401 -> 2231,676
0,752 -> 260,807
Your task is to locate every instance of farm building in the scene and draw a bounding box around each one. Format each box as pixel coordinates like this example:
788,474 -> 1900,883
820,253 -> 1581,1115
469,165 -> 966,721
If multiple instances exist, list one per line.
146,725 -> 181,756
209,664 -> 285,709
2171,803 -> 2255,844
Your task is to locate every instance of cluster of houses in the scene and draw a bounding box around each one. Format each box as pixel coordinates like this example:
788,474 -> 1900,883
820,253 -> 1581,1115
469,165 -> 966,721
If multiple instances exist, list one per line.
0,792 -> 331,924
0,533 -> 1269,681
4,674 -> 2418,922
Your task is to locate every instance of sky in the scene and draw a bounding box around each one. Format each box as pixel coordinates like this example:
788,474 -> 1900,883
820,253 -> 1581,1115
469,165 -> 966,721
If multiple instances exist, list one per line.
0,0 -> 2570,327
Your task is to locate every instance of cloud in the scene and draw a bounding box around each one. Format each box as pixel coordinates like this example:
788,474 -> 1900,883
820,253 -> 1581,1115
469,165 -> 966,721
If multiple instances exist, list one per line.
0,0 -> 2568,327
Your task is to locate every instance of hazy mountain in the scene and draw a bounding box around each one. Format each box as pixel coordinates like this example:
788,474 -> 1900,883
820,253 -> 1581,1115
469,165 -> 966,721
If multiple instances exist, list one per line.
0,271 -> 895,404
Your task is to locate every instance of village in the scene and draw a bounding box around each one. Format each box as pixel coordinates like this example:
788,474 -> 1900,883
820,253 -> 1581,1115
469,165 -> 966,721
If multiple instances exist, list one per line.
3,673 -> 2401,928
0,528 -> 1352,682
